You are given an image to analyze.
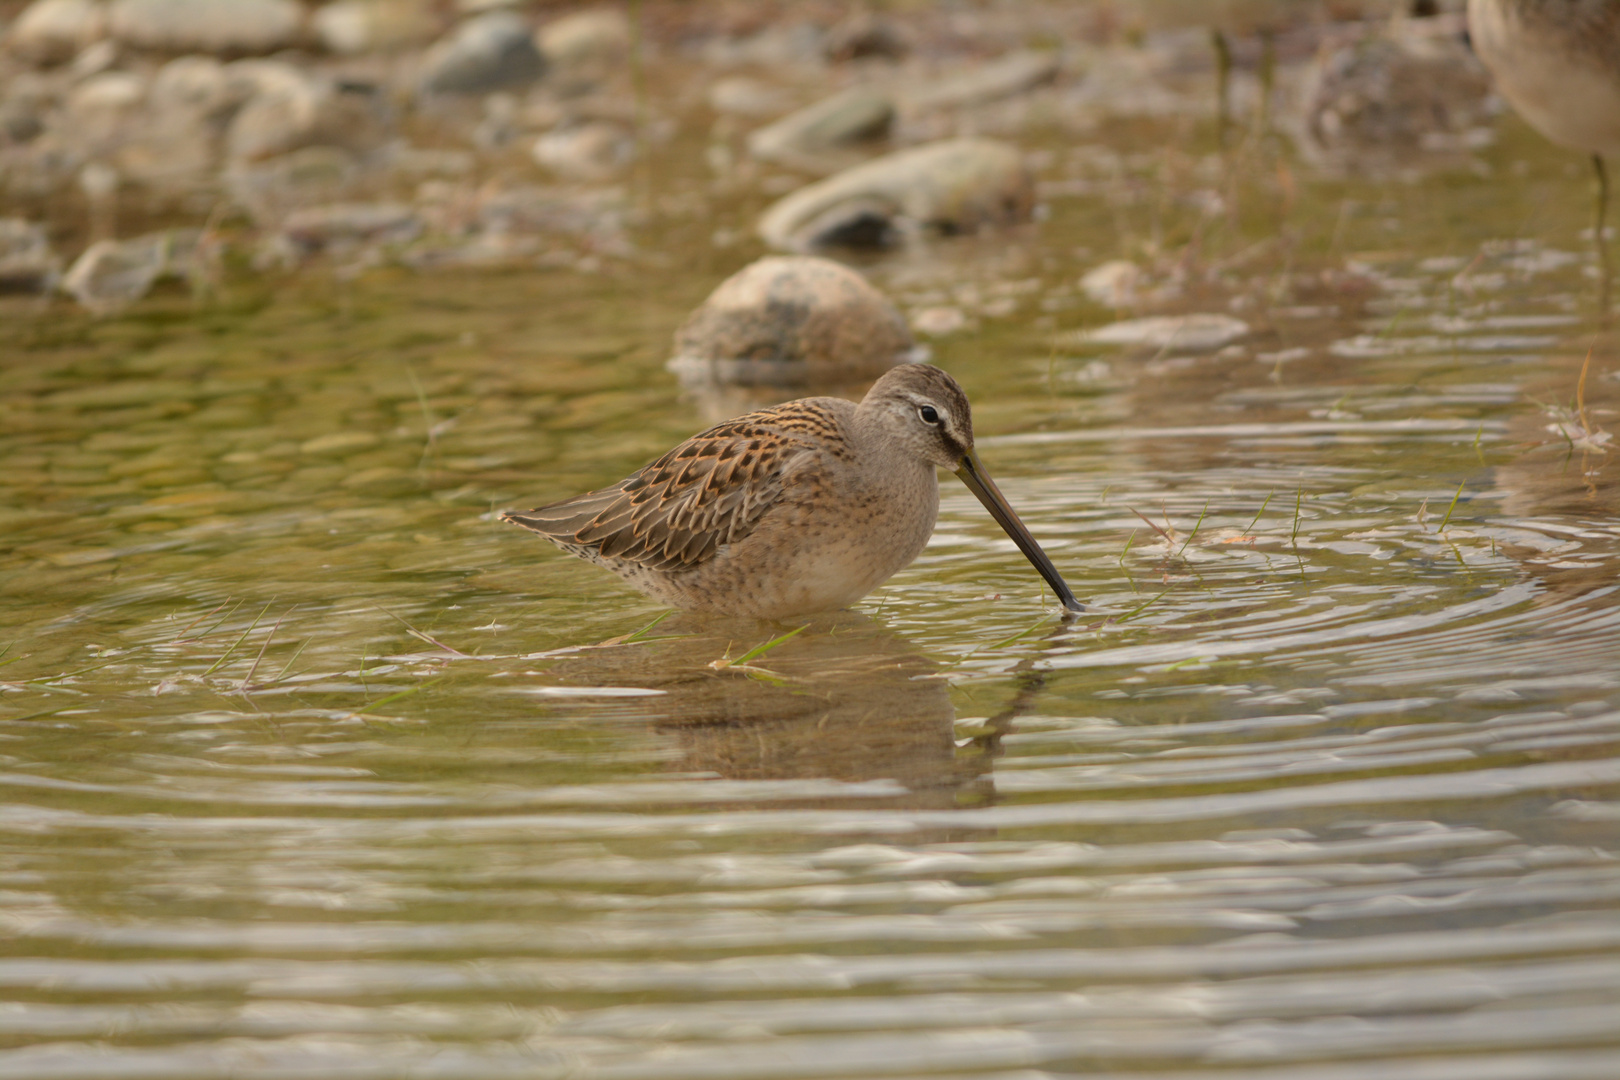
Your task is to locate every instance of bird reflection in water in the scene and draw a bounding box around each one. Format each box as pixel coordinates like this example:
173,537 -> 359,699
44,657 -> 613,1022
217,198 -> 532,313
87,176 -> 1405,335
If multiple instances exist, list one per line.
526,611 -> 1072,814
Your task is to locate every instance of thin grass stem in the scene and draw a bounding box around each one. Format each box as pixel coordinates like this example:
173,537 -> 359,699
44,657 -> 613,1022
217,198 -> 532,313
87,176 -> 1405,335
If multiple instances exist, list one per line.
203,600 -> 274,676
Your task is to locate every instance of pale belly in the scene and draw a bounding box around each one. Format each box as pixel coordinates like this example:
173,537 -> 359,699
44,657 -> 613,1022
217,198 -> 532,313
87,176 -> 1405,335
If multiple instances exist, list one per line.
1470,0 -> 1620,156
644,468 -> 941,619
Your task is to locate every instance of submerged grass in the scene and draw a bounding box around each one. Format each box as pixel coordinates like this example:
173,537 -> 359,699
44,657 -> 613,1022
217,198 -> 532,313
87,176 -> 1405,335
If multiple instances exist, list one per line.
1437,481 -> 1467,533
1176,501 -> 1210,559
202,601 -> 276,677
1245,491 -> 1274,535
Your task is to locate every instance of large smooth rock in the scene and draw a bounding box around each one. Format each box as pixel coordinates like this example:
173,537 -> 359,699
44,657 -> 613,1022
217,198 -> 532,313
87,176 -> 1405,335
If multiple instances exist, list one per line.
747,85 -> 894,173
0,218 -> 61,292
668,255 -> 918,387
313,0 -> 436,55
419,10 -> 544,96
757,137 -> 1033,252
905,50 -> 1061,112
108,0 -> 306,54
8,0 -> 108,64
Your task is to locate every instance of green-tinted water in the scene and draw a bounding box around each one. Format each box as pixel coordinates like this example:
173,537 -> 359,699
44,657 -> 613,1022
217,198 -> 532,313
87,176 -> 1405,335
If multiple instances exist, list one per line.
2,78 -> 1619,1080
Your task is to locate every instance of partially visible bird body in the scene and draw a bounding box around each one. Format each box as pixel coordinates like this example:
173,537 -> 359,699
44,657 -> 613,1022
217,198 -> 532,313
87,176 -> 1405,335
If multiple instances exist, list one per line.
502,364 -> 1083,620
1469,0 -> 1620,314
1468,0 -> 1620,157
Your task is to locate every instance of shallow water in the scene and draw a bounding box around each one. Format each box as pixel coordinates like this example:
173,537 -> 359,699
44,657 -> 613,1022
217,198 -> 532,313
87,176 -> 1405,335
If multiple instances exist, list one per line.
3,73 -> 1620,1080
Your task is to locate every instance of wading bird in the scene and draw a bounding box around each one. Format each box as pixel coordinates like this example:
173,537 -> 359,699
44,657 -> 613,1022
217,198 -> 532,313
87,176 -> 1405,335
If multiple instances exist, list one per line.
502,363 -> 1084,619
1468,0 -> 1620,313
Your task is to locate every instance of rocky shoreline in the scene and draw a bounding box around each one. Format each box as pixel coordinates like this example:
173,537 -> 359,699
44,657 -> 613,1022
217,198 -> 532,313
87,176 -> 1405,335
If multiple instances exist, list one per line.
0,0 -> 1493,314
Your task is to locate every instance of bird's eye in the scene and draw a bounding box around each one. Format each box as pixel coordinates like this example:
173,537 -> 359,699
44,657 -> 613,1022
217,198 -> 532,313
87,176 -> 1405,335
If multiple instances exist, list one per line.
918,405 -> 940,425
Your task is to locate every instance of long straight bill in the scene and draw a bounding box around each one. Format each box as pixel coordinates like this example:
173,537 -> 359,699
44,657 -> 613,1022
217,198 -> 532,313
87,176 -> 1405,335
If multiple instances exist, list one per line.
954,450 -> 1085,615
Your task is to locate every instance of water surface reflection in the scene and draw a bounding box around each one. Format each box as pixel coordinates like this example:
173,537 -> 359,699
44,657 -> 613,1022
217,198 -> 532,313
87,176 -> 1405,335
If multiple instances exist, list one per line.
3,14 -> 1620,1080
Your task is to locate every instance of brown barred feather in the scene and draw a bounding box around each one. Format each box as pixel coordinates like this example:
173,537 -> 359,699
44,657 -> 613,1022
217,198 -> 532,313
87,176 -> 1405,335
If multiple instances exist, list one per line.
500,399 -> 843,574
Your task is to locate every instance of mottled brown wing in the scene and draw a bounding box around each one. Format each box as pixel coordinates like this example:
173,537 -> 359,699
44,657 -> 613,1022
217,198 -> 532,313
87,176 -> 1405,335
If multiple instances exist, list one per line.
501,408 -> 831,574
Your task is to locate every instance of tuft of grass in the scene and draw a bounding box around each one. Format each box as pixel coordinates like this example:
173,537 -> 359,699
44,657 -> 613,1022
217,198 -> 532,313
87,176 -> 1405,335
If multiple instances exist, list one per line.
265,636 -> 313,687
1245,491 -> 1274,535
708,624 -> 809,680
349,678 -> 442,721
239,605 -> 297,691
1119,529 -> 1137,567
985,614 -> 1059,652
1176,501 -> 1210,559
1130,507 -> 1174,544
170,597 -> 238,645
596,610 -> 686,647
733,624 -> 808,665
1115,589 -> 1170,625
203,600 -> 274,677
1436,481 -> 1467,533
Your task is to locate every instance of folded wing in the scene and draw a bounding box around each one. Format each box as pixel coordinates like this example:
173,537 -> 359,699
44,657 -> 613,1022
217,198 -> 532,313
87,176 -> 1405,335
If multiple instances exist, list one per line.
502,413 -> 818,574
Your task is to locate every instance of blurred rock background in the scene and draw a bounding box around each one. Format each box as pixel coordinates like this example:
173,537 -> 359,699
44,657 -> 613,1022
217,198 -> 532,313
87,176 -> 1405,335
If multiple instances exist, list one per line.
0,0 -> 1489,312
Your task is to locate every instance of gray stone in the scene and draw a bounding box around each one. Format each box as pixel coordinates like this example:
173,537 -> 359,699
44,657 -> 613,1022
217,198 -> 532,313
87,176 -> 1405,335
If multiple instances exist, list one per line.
747,86 -> 894,174
8,0 -> 108,64
1060,314 -> 1251,354
757,137 -> 1033,252
107,0 -> 306,54
313,0 -> 436,55
0,218 -> 61,292
419,10 -> 544,96
532,121 -> 633,180
668,255 -> 918,387
61,228 -> 201,312
905,50 -> 1061,113
278,201 -> 420,257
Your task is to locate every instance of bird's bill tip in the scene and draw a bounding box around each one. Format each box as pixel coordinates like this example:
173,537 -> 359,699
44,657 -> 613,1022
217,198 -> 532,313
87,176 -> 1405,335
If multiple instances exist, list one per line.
953,451 -> 1085,615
